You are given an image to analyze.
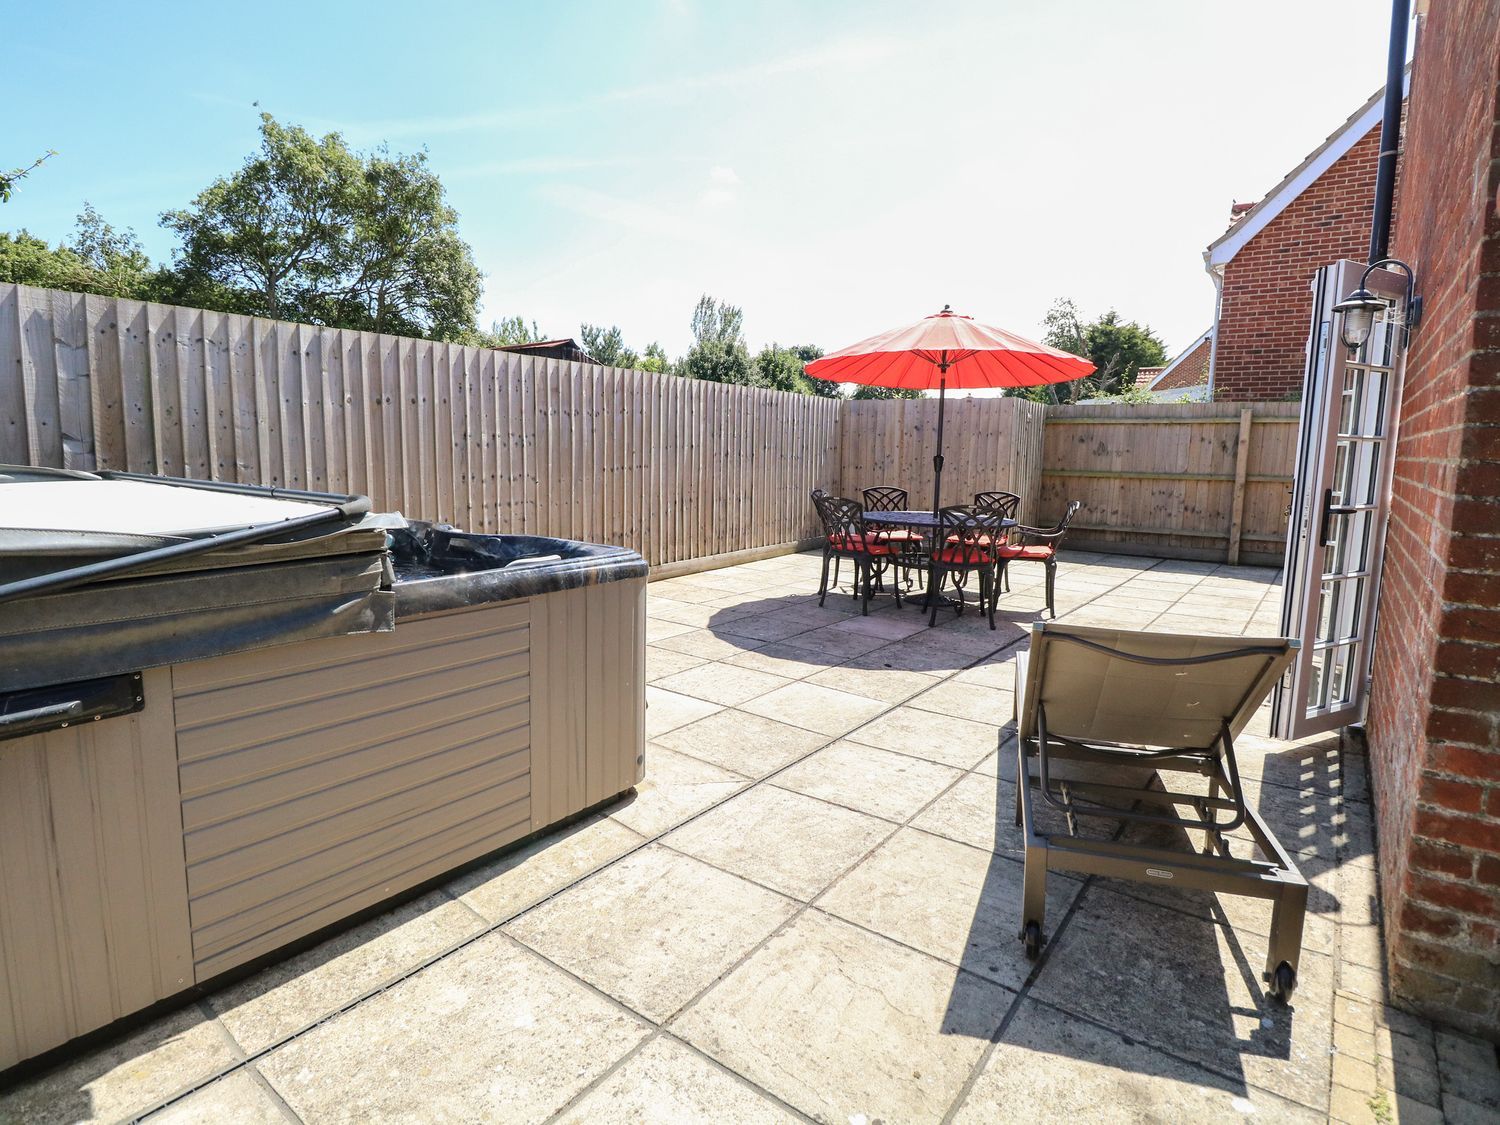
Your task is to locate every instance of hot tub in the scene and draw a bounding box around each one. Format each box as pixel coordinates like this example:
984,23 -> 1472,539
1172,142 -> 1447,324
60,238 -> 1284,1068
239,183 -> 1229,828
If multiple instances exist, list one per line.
0,470 -> 646,1072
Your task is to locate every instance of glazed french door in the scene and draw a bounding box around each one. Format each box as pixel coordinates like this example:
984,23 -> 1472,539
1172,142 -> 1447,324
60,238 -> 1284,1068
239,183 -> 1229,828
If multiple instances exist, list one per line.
1272,260 -> 1408,739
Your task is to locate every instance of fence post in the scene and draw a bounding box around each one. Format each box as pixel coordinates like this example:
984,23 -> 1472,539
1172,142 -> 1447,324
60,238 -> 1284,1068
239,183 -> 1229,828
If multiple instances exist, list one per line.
1226,407 -> 1254,565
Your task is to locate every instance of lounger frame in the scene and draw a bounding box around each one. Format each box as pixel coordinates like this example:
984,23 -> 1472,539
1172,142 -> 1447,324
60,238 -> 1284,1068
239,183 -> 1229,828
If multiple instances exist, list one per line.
1012,624 -> 1308,1001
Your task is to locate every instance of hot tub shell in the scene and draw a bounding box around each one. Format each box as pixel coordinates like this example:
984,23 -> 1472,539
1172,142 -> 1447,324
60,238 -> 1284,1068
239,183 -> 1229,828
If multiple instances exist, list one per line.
0,475 -> 646,1073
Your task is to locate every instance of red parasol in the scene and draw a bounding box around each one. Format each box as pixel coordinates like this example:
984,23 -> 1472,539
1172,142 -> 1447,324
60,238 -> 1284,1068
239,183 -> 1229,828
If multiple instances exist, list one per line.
806,306 -> 1094,515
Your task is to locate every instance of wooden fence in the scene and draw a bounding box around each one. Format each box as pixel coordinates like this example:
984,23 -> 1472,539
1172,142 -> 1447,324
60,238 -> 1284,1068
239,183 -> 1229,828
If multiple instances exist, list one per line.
0,284 -> 842,569
840,396 -> 1048,519
2,283 -> 1300,570
1037,401 -> 1301,566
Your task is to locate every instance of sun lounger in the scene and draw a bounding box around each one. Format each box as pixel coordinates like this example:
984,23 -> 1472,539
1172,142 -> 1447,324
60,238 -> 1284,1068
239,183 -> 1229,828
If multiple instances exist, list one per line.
1013,621 -> 1307,1001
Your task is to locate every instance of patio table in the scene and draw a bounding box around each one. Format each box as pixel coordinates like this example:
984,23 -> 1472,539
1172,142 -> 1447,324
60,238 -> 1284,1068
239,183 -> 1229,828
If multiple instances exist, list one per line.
863,509 -> 1016,534
862,509 -> 1017,613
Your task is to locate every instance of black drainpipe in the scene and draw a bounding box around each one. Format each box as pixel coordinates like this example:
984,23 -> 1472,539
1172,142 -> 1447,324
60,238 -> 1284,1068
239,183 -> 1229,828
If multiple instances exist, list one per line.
1369,0 -> 1411,263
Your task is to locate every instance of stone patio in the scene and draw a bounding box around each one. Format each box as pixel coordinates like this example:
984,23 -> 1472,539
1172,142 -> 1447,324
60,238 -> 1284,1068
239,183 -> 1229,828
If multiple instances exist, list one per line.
4,550 -> 1497,1124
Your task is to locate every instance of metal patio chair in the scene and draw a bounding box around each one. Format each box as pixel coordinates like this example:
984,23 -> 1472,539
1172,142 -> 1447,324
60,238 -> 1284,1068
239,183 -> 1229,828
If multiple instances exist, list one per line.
862,485 -> 922,590
813,494 -> 900,615
926,505 -> 1000,629
995,499 -> 1081,618
1012,621 -> 1306,1002
973,490 -> 1021,525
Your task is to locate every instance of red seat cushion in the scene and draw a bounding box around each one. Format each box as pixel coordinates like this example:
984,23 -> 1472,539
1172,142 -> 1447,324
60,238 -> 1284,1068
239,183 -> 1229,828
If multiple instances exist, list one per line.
828,533 -> 894,555
995,543 -> 1055,561
931,544 -> 993,565
946,533 -> 997,547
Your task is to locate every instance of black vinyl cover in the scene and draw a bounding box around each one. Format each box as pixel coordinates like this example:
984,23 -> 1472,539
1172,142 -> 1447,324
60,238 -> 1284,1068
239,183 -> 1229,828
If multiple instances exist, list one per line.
0,530 -> 395,692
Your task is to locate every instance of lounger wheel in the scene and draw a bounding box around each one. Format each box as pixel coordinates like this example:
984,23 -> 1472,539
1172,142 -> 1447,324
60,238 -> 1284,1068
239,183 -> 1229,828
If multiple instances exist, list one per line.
1267,961 -> 1296,1003
1022,920 -> 1043,961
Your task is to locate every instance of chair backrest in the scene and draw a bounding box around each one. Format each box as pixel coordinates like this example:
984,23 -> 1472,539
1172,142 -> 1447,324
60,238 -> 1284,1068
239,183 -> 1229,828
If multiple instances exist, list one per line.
1017,621 -> 1297,749
818,495 -> 868,550
937,505 -> 994,565
973,491 -> 1020,521
862,486 -> 908,513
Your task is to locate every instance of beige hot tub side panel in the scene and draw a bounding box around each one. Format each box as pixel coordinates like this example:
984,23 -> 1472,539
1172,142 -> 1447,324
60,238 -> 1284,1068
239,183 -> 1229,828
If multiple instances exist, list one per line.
172,602 -> 535,980
527,577 -> 648,830
0,668 -> 193,1072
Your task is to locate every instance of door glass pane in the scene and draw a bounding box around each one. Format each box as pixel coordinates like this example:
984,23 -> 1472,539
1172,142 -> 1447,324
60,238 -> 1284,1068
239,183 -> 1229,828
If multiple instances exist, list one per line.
1328,643 -> 1357,708
1339,369 -> 1361,435
1362,370 -> 1388,437
1348,510 -> 1373,573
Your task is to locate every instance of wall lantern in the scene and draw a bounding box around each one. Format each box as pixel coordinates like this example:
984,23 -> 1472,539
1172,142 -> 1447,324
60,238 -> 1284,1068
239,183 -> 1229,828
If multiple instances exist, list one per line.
1333,258 -> 1421,352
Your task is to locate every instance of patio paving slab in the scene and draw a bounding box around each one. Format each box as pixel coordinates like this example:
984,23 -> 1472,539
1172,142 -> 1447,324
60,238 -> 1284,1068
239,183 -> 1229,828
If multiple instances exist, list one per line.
0,1004 -> 241,1125
652,706 -> 829,778
645,643 -> 709,682
907,679 -> 1015,725
506,845 -> 797,1022
773,740 -> 961,822
909,771 -> 1022,859
804,661 -> 941,703
723,641 -> 844,678
662,784 -> 891,901
146,1071 -> 288,1125
608,745 -> 747,837
951,997 -> 1321,1124
652,660 -> 793,706
653,628 -> 769,661
738,680 -> 888,737
447,813 -> 645,923
209,889 -> 484,1054
554,1036 -> 801,1124
846,704 -> 1001,771
674,910 -> 1012,1125
255,932 -> 649,1122
644,684 -> 724,737
819,826 -> 1080,991
1030,884 -> 1336,1112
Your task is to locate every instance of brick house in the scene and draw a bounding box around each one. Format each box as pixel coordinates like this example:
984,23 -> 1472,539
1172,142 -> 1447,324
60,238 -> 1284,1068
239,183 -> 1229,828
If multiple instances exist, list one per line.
1204,80 -> 1407,401
1139,329 -> 1212,401
1364,0 -> 1500,1041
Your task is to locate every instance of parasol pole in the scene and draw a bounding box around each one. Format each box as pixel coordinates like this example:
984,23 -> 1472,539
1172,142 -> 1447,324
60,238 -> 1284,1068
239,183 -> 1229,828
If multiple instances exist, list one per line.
931,353 -> 949,516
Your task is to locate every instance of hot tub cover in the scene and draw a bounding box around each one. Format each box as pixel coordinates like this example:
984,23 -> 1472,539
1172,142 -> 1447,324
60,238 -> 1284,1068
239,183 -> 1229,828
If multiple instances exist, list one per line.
0,469 -> 395,692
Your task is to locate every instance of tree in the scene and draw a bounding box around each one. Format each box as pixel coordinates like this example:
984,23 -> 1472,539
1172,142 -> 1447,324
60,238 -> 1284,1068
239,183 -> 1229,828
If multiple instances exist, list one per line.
0,204 -> 156,299
851,383 -> 923,401
160,114 -> 481,340
1025,298 -> 1167,402
579,323 -> 639,368
1,151 -> 54,203
638,341 -> 671,374
680,294 -> 752,385
752,342 -> 840,396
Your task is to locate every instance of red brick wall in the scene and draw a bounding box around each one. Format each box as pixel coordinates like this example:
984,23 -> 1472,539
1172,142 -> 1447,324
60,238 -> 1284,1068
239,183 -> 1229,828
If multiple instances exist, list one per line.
1370,0 -> 1500,1040
1213,127 -> 1385,401
1155,335 -> 1212,391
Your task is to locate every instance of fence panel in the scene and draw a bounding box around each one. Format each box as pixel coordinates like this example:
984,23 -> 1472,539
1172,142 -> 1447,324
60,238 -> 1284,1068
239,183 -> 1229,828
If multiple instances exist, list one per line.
837,396 -> 1049,520
1039,401 -> 1300,565
0,284 -> 841,569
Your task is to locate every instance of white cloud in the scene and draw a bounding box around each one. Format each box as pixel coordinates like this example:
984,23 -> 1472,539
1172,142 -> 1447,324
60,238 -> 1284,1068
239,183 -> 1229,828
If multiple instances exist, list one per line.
708,165 -> 739,185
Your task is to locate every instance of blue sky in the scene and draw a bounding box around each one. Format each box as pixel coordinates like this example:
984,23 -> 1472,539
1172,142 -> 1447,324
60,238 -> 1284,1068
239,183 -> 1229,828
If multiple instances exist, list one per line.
6,0 -> 1393,360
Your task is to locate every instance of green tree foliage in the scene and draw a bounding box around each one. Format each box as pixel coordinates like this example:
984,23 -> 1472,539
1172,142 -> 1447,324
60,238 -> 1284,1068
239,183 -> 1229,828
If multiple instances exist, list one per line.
579,323 -> 639,368
0,203 -> 157,299
160,114 -> 480,340
680,294 -> 753,385
638,341 -> 671,374
464,315 -> 545,347
751,342 -> 841,396
850,383 -> 923,400
1019,298 -> 1167,403
0,151 -> 54,203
